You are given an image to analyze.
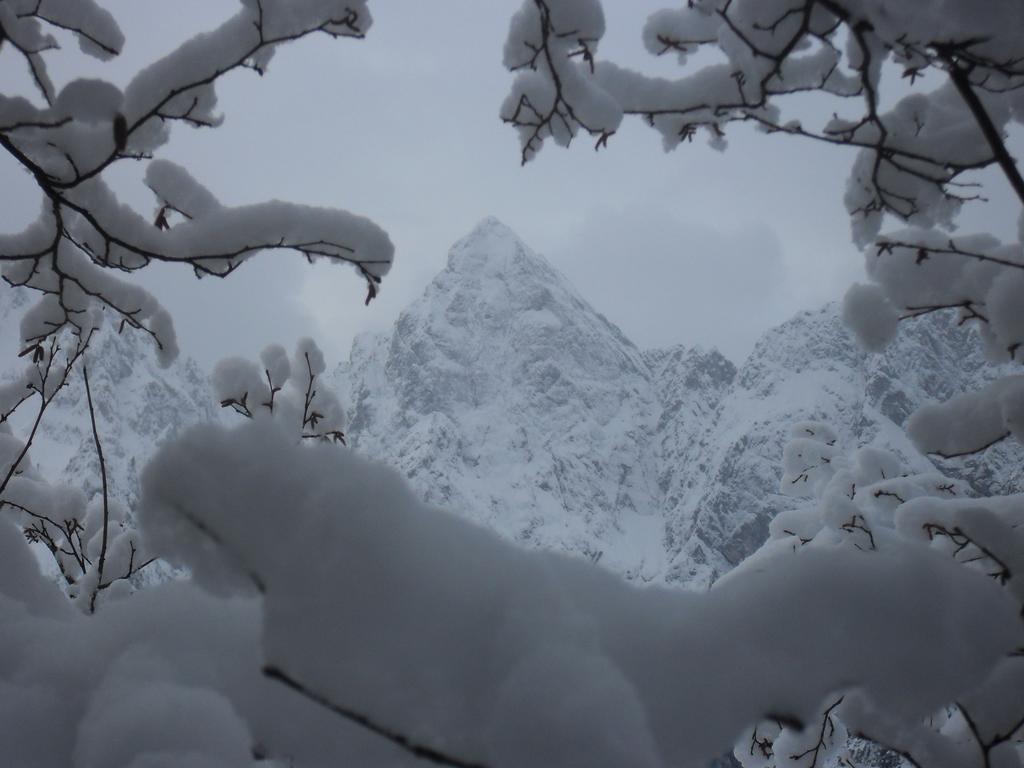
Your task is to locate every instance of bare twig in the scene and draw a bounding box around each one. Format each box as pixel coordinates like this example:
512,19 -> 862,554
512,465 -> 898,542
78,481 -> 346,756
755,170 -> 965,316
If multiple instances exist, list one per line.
83,359 -> 110,613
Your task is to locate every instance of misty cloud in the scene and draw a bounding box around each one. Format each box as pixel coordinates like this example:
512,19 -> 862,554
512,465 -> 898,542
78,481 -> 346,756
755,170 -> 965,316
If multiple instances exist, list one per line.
551,205 -> 792,361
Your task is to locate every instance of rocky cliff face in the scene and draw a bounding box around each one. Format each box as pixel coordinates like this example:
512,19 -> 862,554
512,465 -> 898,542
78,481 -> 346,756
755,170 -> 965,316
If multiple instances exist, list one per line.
338,218 -> 678,580
335,218 -> 1021,588
663,303 -> 1021,586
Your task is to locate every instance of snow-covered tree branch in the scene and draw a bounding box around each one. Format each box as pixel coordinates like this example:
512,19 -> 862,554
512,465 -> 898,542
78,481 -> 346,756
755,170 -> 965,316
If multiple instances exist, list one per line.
0,0 -> 393,367
0,0 -> 393,629
502,0 -> 1024,461
754,422 -> 1024,767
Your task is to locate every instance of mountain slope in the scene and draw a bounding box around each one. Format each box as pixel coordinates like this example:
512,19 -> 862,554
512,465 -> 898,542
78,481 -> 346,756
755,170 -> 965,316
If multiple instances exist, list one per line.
664,305 -> 1022,586
336,219 -> 1022,589
338,217 -> 690,580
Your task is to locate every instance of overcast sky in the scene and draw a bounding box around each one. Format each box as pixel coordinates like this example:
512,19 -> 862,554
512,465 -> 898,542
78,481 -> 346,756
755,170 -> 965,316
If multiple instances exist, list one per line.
1,0 -> 1018,368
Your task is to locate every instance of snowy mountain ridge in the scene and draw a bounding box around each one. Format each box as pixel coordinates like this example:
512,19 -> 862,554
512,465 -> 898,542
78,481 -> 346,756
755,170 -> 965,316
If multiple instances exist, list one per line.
334,218 -> 1021,588
1,218 -> 1018,590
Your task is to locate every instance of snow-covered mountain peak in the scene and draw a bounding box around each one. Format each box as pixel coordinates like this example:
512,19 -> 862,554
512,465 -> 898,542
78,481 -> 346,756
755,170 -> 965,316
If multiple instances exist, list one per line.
385,216 -> 648,414
335,220 -> 1020,589
334,219 -> 733,581
443,215 -> 548,277
435,216 -> 632,344
436,215 -> 584,318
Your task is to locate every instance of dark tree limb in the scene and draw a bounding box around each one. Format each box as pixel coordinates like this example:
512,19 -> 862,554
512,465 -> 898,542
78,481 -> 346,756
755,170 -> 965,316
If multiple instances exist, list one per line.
943,55 -> 1024,209
263,665 -> 489,768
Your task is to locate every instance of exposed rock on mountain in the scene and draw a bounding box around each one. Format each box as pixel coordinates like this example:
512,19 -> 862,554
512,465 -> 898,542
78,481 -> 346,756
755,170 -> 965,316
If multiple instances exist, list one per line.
338,217 -> 673,580
665,303 -> 1022,586
335,218 -> 1021,588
